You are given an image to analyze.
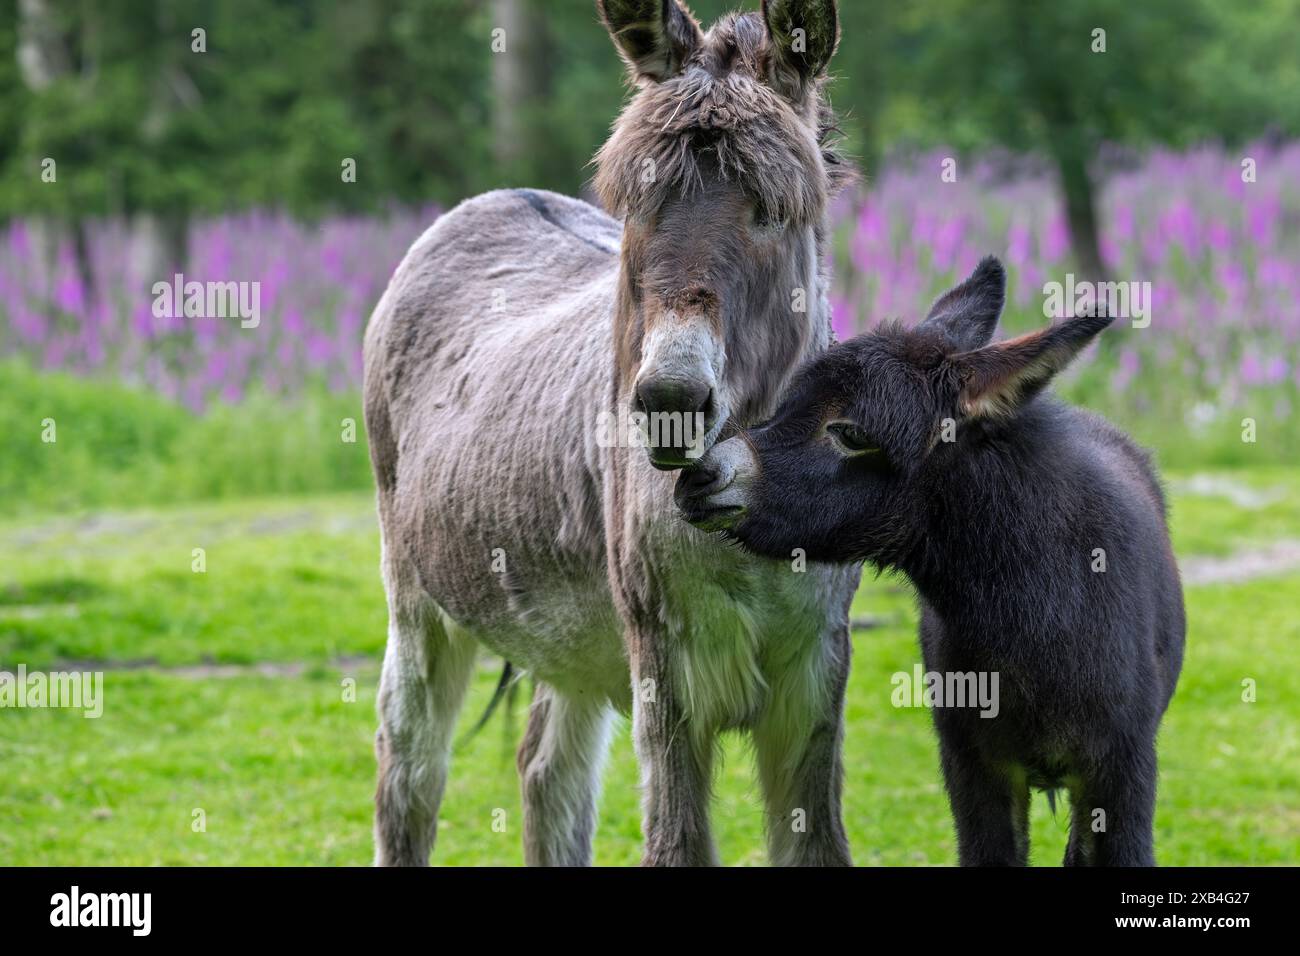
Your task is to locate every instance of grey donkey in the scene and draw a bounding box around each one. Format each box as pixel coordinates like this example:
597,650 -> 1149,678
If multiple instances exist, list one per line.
363,0 -> 861,866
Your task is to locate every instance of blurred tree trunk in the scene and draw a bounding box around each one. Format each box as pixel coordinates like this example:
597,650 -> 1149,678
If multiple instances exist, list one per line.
1011,4 -> 1109,286
1048,128 -> 1115,353
1053,144 -> 1107,282
490,0 -> 551,184
16,0 -> 69,85
131,0 -> 192,283
17,0 -> 95,301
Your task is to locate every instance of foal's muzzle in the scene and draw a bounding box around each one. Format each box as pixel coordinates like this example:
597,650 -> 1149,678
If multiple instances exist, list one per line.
673,437 -> 754,531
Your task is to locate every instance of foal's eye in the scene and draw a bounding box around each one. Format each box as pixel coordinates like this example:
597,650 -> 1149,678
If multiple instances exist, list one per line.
752,202 -> 787,232
826,421 -> 879,455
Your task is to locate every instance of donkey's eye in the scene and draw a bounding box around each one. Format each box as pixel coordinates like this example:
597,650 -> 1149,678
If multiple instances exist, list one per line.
826,421 -> 879,455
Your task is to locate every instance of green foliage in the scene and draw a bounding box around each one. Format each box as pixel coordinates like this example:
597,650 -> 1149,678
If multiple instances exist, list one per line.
0,360 -> 372,513
4,0 -> 1294,223
1190,0 -> 1300,144
0,0 -> 500,218
1,358 -> 1293,523
882,0 -> 1212,153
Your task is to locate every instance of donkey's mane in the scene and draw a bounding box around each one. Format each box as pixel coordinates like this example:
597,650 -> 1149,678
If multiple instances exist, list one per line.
593,12 -> 851,227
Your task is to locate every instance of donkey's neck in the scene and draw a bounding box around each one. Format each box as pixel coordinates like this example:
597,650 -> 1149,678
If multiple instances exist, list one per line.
897,412 -> 1078,632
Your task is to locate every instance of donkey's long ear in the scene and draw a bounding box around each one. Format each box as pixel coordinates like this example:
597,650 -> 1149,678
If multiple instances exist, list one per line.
918,256 -> 1006,353
951,312 -> 1114,419
762,0 -> 840,102
598,0 -> 703,83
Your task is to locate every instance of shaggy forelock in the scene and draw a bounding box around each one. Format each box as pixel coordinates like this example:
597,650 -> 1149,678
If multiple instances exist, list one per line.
593,12 -> 850,226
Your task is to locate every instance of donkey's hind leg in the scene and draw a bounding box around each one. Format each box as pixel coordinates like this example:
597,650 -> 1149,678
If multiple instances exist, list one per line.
373,597 -> 477,866
517,682 -> 615,866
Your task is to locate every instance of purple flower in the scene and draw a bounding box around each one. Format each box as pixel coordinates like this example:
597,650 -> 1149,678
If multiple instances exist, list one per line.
1041,215 -> 1070,262
830,294 -> 854,340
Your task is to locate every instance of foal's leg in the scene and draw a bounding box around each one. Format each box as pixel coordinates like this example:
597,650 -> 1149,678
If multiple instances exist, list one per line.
1063,788 -> 1097,866
752,625 -> 853,866
373,594 -> 477,866
630,629 -> 719,867
517,682 -> 615,866
1079,740 -> 1159,866
935,725 -> 1030,866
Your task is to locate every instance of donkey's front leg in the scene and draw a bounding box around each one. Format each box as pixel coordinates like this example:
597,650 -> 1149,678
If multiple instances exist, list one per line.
753,625 -> 853,866
630,629 -> 718,867
373,602 -> 477,866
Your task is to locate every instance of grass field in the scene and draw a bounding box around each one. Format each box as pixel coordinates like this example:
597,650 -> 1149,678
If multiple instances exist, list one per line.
2,472 -> 1298,866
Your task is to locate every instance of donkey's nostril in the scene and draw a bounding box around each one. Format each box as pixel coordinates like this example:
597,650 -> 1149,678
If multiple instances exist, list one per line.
636,377 -> 712,421
677,461 -> 720,495
636,377 -> 716,468
700,388 -> 718,431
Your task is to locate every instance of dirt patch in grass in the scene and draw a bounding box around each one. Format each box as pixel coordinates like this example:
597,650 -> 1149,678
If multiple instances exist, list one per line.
1182,540 -> 1300,586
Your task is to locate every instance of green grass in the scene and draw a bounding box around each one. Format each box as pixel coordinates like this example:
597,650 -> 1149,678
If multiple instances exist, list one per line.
0,495 -> 384,667
0,360 -> 372,515
1,473 -> 1298,865
1165,468 -> 1300,555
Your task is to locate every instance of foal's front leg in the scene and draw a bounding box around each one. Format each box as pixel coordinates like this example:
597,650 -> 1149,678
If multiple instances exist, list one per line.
629,627 -> 718,867
934,721 -> 1030,866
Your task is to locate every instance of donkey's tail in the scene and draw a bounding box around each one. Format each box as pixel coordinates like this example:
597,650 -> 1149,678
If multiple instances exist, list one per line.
454,661 -> 515,750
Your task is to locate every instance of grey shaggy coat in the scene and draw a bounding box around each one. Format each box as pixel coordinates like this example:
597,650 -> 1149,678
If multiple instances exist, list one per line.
363,0 -> 860,867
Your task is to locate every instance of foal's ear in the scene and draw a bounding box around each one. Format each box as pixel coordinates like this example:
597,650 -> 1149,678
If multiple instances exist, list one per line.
951,312 -> 1114,419
598,0 -> 703,83
918,256 -> 1006,352
762,0 -> 840,102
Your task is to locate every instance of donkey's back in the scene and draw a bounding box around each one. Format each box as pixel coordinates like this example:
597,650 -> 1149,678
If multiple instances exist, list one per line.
366,188 -> 620,430
363,189 -> 632,699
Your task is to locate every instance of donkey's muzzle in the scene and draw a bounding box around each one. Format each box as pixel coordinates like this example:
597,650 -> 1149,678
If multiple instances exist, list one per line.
635,377 -> 716,469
